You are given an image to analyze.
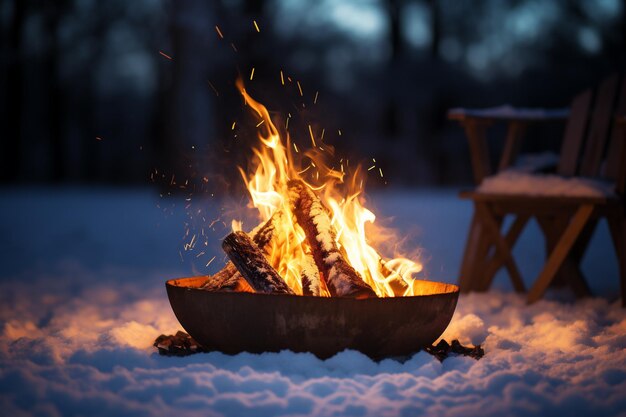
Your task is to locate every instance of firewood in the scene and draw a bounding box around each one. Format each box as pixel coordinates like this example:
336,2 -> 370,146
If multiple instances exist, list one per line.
222,231 -> 295,294
200,210 -> 283,291
288,179 -> 376,298
301,255 -> 322,296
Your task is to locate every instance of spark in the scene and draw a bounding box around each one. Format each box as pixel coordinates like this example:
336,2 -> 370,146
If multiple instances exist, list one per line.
95,136 -> 102,141
196,251 -> 205,258
321,128 -> 325,141
338,129 -> 342,136
179,251 -> 184,262
249,67 -> 255,80
231,121 -> 236,130
367,165 -> 376,171
297,81 -> 303,96
379,168 -> 384,177
280,70 -> 284,85
230,43 -> 238,52
256,119 -> 265,127
293,143 -> 299,153
159,51 -> 172,60
215,25 -> 224,38
298,165 -> 312,175
207,81 -> 219,96
287,76 -> 292,82
285,116 -> 290,130
253,20 -> 260,32
373,158 -> 376,163
314,91 -> 319,104
308,125 -> 316,147
206,256 -> 216,267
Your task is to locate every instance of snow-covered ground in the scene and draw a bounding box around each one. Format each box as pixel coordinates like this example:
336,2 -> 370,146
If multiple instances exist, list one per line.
1,187 -> 625,417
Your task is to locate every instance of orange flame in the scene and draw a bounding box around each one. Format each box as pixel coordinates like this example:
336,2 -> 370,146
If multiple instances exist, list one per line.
235,79 -> 422,296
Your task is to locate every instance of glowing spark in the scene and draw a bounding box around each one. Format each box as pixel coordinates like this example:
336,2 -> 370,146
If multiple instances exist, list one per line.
280,70 -> 284,85
287,76 -> 292,82
231,121 -> 236,130
231,43 -> 238,52
338,129 -> 342,136
256,119 -> 265,127
215,25 -> 224,38
379,168 -> 384,178
321,128 -> 325,141
298,165 -> 312,175
314,91 -> 319,104
250,67 -> 255,80
367,165 -> 376,171
308,124 -> 316,147
373,158 -> 376,163
253,20 -> 260,32
293,143 -> 299,153
206,256 -> 216,267
207,81 -> 219,96
297,81 -> 303,96
196,251 -> 205,258
159,51 -> 172,60
95,136 -> 102,141
285,117 -> 290,130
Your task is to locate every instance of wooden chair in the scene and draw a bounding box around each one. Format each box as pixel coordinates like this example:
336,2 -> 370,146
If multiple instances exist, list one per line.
449,74 -> 626,305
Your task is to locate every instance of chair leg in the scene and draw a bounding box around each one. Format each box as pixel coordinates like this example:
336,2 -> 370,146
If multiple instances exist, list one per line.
475,202 -> 526,293
608,214 -> 626,307
527,205 -> 595,304
458,210 -> 481,293
537,216 -> 596,297
478,214 -> 529,291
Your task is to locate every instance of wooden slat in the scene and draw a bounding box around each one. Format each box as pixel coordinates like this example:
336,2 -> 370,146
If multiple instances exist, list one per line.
604,77 -> 626,185
608,213 -> 626,307
557,89 -> 593,176
580,74 -> 620,177
527,204 -> 595,304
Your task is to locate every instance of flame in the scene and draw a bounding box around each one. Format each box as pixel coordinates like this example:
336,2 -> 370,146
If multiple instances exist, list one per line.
235,79 -> 423,297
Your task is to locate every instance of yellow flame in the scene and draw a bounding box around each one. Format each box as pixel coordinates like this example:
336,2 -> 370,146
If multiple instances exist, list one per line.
234,79 -> 423,296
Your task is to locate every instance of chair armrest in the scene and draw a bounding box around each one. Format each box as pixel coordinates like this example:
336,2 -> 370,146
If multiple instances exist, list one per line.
447,105 -> 569,122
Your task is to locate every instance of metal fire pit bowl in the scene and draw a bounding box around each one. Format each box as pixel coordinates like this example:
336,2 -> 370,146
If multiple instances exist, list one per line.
166,276 -> 459,360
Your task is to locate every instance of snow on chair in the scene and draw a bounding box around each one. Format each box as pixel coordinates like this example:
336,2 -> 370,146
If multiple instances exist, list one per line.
449,73 -> 626,305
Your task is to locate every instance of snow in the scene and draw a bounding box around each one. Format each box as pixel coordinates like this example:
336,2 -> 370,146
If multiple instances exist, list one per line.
478,170 -> 615,197
1,187 -> 625,417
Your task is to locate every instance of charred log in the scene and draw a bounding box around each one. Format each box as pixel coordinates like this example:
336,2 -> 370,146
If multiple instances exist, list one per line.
301,256 -> 322,296
222,231 -> 294,294
200,210 -> 283,292
288,179 -> 376,298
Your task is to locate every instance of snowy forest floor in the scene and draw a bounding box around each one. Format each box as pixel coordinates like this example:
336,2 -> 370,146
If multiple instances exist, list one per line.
1,187 -> 625,417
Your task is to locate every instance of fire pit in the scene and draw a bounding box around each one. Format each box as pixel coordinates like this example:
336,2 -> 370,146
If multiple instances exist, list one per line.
165,80 -> 460,359
167,277 -> 459,359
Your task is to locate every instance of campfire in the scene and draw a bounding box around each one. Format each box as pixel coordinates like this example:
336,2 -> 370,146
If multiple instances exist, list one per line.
163,80 -> 460,359
199,79 -> 424,298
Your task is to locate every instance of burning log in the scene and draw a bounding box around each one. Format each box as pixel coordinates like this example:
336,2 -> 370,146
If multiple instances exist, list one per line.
288,179 -> 376,298
200,211 -> 283,292
301,256 -> 322,296
223,231 -> 295,294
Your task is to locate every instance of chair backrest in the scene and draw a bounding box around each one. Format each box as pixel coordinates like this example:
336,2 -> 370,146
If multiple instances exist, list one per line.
557,89 -> 592,176
604,77 -> 626,193
556,73 -> 622,181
